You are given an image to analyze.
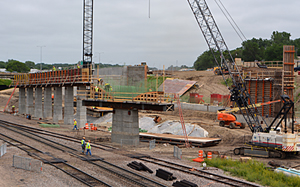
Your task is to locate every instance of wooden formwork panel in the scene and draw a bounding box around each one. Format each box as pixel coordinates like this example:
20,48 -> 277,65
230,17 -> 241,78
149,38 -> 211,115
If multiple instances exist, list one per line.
283,45 -> 295,101
246,79 -> 274,117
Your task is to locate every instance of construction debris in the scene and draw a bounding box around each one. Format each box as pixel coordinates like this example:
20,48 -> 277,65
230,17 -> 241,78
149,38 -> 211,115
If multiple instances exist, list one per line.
127,161 -> 153,173
172,180 -> 198,187
155,169 -> 177,181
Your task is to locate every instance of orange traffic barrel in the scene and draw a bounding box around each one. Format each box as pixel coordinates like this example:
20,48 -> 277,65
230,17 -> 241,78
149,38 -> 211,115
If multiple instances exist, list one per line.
84,123 -> 89,129
207,152 -> 212,160
192,150 -> 204,163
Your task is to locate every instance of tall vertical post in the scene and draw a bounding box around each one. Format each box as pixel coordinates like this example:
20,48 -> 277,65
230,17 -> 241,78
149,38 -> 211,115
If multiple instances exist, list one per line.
26,88 -> 34,115
64,86 -> 74,125
76,86 -> 87,129
53,87 -> 63,123
43,87 -> 52,118
83,0 -> 93,74
34,87 -> 43,118
18,88 -> 26,114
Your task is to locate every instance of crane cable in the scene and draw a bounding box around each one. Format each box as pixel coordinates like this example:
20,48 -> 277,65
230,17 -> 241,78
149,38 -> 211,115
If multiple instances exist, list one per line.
214,0 -> 247,42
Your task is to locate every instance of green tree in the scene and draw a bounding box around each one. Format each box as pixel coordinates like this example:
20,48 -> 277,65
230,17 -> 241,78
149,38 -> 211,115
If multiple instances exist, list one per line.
242,38 -> 265,61
271,31 -> 291,45
0,61 -> 6,68
6,59 -> 30,73
25,61 -> 35,69
194,50 -> 218,71
264,44 -> 283,61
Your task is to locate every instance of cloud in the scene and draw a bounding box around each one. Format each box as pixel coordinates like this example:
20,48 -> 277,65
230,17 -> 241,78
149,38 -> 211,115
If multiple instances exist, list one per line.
0,0 -> 299,68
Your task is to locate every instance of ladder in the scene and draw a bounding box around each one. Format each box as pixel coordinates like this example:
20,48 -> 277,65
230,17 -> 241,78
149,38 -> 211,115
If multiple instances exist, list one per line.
176,94 -> 190,148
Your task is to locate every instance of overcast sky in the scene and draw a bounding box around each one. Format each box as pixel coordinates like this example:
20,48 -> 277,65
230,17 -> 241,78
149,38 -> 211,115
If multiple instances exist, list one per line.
1,0 -> 299,69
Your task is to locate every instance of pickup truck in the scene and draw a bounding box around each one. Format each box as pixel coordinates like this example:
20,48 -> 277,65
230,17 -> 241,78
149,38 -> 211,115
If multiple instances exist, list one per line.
294,66 -> 300,72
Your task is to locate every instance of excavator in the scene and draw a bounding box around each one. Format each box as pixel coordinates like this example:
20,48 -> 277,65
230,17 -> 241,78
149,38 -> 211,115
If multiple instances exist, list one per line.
187,0 -> 300,158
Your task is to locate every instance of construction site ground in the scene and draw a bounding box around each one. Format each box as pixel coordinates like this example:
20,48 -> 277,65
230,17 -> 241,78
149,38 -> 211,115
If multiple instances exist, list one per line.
1,70 -> 300,186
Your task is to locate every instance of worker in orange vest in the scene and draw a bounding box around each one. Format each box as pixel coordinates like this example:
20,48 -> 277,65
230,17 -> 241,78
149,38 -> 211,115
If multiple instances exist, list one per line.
86,140 -> 91,155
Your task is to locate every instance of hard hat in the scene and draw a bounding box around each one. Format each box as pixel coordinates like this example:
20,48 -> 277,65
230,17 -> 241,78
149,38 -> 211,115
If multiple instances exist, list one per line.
74,119 -> 76,121
83,137 -> 85,139
88,140 -> 90,142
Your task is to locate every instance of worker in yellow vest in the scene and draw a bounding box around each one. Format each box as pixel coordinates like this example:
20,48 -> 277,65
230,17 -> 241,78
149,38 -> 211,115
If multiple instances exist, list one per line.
86,140 -> 91,155
12,105 -> 15,113
81,137 -> 86,154
95,86 -> 99,98
53,66 -> 56,71
73,119 -> 78,130
98,78 -> 103,86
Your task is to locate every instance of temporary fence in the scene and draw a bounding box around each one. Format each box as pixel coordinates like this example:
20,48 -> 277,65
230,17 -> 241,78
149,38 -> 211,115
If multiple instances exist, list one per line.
173,146 -> 182,160
149,139 -> 156,150
13,155 -> 42,173
189,93 -> 205,104
0,143 -> 7,157
210,94 -> 231,106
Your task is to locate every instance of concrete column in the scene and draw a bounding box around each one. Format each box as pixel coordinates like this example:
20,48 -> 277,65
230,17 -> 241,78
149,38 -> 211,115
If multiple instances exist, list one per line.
18,87 -> 26,114
26,88 -> 34,115
34,87 -> 43,118
43,87 -> 52,119
64,86 -> 74,125
111,109 -> 139,145
76,86 -> 86,129
53,87 -> 63,123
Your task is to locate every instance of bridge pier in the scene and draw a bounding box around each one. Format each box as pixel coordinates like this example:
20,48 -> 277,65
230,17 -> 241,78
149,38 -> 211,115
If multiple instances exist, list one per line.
18,88 -> 26,114
64,86 -> 74,125
43,87 -> 52,119
111,109 -> 139,145
53,87 -> 62,123
26,88 -> 34,115
76,86 -> 87,129
34,87 -> 43,119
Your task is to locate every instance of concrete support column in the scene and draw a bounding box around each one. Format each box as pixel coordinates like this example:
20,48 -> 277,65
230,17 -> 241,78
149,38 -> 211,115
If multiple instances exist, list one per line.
26,88 -> 34,115
43,87 -> 52,119
18,87 -> 26,114
76,86 -> 86,129
64,86 -> 74,125
53,87 -> 62,123
34,87 -> 43,118
111,109 -> 139,145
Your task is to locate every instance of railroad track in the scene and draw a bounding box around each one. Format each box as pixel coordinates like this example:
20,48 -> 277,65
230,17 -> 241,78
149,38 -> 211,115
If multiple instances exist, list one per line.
135,156 -> 263,187
0,132 -> 111,187
0,119 -> 115,150
0,120 -> 167,187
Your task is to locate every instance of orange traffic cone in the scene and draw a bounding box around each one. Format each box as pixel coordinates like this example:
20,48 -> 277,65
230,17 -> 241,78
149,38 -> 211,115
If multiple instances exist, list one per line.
84,123 -> 89,129
90,123 -> 94,130
207,152 -> 212,160
192,150 -> 204,163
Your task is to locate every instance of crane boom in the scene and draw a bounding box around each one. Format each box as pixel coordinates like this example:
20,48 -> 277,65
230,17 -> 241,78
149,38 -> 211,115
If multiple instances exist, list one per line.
187,0 -> 266,132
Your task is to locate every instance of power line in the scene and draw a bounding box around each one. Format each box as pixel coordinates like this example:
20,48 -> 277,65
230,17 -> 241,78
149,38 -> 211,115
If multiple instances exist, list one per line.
214,0 -> 247,42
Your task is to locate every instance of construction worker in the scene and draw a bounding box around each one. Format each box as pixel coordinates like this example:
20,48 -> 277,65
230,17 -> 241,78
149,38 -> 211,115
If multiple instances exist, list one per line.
86,140 -> 91,155
73,119 -> 78,130
12,105 -> 15,113
77,64 -> 80,69
95,86 -> 99,98
104,83 -> 112,92
53,66 -> 56,71
81,137 -> 86,154
98,78 -> 103,86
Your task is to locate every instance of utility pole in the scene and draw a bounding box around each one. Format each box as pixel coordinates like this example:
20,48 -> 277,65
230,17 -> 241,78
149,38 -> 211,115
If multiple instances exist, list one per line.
37,46 -> 46,70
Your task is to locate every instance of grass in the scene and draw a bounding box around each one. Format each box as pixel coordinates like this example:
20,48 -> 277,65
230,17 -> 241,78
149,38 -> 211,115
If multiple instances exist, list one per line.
205,158 -> 300,187
221,77 -> 233,87
0,79 -> 12,86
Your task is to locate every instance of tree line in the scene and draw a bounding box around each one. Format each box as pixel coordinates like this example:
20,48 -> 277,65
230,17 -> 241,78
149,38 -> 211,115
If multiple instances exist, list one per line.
0,60 -> 124,73
194,31 -> 300,71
